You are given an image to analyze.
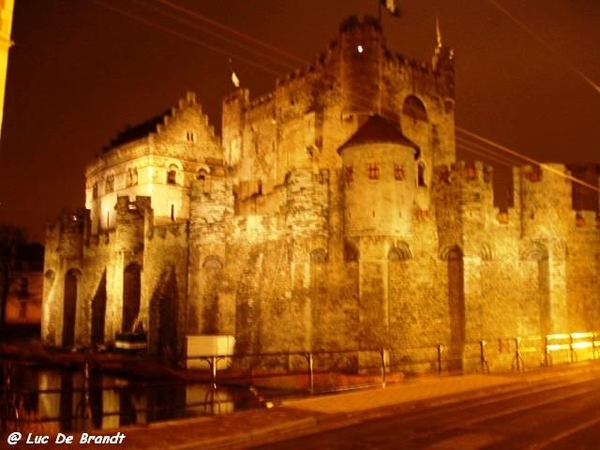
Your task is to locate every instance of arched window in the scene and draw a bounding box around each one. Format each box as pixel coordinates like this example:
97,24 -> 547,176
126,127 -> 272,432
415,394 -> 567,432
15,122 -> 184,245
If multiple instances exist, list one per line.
388,243 -> 412,261
105,174 -> 114,193
167,165 -> 178,185
417,162 -> 427,187
197,168 -> 209,180
402,95 -> 428,122
310,248 -> 328,264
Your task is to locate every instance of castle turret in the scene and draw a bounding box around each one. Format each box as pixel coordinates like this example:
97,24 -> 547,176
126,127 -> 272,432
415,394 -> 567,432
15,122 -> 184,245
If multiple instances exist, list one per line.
338,115 -> 419,238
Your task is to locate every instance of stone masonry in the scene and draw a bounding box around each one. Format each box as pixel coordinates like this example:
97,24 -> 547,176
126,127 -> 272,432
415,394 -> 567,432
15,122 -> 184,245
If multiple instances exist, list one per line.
42,16 -> 600,372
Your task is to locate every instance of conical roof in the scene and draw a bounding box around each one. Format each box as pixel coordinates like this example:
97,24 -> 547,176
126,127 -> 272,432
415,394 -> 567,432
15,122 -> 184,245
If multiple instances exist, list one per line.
338,115 -> 420,159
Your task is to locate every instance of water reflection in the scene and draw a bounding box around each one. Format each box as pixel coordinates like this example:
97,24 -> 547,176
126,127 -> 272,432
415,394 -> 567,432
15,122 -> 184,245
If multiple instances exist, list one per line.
1,364 -> 235,434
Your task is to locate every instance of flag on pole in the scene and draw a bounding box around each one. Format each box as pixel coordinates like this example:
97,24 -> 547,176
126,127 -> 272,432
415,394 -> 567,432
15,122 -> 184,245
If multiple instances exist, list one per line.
380,0 -> 401,17
229,58 -> 240,88
231,71 -> 240,88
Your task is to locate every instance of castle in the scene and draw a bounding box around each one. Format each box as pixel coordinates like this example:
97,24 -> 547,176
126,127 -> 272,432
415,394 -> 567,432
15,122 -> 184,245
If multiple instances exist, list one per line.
42,16 -> 600,371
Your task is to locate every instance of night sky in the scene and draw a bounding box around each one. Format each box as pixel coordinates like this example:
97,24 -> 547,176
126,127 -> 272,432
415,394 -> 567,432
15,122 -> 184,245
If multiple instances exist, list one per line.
0,0 -> 598,242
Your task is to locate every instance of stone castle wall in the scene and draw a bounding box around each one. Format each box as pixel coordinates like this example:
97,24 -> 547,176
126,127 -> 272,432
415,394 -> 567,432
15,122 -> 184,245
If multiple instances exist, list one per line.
41,16 -> 600,372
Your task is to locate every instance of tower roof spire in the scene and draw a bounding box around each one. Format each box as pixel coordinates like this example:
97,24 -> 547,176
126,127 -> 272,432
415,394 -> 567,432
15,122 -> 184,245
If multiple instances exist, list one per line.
436,16 -> 442,48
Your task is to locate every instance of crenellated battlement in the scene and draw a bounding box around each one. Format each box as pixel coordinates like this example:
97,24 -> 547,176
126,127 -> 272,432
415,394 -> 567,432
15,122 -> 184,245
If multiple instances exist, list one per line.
149,221 -> 188,241
42,14 -> 600,367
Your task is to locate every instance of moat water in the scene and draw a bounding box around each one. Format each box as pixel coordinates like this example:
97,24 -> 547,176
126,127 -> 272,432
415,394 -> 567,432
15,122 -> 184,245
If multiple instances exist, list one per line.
1,364 -> 279,434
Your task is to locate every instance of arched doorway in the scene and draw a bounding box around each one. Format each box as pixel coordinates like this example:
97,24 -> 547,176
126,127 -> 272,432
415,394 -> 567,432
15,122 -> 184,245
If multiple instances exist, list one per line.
122,264 -> 141,333
62,269 -> 80,348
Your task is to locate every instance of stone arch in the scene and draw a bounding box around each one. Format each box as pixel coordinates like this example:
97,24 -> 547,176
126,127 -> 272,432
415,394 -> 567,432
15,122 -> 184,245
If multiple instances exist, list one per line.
122,263 -> 141,333
402,95 -> 428,122
167,164 -> 179,185
42,270 -> 57,344
202,255 -> 223,334
203,255 -> 223,270
44,269 -> 56,284
479,242 -> 493,261
63,268 -> 81,348
197,164 -> 211,180
388,242 -> 412,261
441,246 -> 465,373
521,241 -> 549,261
310,248 -> 328,264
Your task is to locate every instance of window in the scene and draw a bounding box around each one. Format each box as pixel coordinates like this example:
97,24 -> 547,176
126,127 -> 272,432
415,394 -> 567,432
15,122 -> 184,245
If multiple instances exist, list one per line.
417,162 -> 426,187
127,168 -> 139,186
394,164 -> 405,181
344,166 -> 354,183
186,131 -> 196,142
167,165 -> 178,185
368,163 -> 379,180
92,182 -> 98,199
105,174 -> 114,193
197,168 -> 208,180
527,167 -> 542,182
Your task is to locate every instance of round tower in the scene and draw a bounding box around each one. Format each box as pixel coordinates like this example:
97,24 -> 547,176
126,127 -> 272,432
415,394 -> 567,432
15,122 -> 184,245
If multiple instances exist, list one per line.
338,115 -> 420,237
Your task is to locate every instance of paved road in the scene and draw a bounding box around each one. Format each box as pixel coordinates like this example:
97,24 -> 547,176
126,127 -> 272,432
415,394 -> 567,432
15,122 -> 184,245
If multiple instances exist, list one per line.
250,374 -> 600,449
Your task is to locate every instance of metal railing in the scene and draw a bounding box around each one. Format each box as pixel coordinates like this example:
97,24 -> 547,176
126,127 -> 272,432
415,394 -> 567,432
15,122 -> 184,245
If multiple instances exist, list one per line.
2,331 -> 600,434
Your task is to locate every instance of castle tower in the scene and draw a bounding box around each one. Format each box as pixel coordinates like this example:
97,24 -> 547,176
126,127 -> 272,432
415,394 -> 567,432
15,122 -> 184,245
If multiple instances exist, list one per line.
41,208 -> 89,347
187,171 -> 235,336
338,115 -> 419,354
222,88 -> 249,167
338,16 -> 385,117
338,115 -> 420,238
518,164 -> 572,334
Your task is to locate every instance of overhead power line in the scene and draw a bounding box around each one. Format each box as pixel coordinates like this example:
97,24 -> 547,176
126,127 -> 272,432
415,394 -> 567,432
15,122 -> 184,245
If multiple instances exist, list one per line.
92,0 -> 282,77
94,0 -> 599,195
133,0 -> 298,71
487,0 -> 600,94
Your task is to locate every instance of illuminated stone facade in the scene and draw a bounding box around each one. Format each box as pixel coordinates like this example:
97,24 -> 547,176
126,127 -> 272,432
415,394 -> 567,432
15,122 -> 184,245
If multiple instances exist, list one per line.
42,17 -> 600,370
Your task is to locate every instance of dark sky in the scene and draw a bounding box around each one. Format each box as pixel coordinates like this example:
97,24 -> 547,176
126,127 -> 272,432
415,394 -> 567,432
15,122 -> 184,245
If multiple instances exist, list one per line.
0,0 -> 598,242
